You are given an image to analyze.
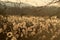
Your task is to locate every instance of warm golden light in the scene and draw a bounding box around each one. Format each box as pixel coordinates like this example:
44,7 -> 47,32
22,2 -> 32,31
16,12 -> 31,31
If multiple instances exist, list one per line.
0,0 -> 53,6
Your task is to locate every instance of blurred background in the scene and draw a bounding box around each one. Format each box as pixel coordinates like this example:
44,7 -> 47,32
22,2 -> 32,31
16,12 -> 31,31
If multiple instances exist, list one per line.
0,0 -> 60,40
0,0 -> 60,17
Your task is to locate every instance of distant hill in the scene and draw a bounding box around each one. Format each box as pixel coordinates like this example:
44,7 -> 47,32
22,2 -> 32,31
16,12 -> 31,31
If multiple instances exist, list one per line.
20,6 -> 60,17
0,1 -> 60,17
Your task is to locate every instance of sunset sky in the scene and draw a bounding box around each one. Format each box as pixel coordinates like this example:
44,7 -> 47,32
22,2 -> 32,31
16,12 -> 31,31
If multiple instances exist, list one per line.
0,0 -> 53,6
0,0 -> 59,7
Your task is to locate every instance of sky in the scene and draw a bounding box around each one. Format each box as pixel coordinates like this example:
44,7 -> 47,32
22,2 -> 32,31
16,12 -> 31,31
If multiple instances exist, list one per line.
0,0 -> 52,6
0,0 -> 59,7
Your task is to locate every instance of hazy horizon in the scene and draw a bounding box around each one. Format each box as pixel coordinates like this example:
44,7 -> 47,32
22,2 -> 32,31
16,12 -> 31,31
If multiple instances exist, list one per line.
0,0 -> 58,6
